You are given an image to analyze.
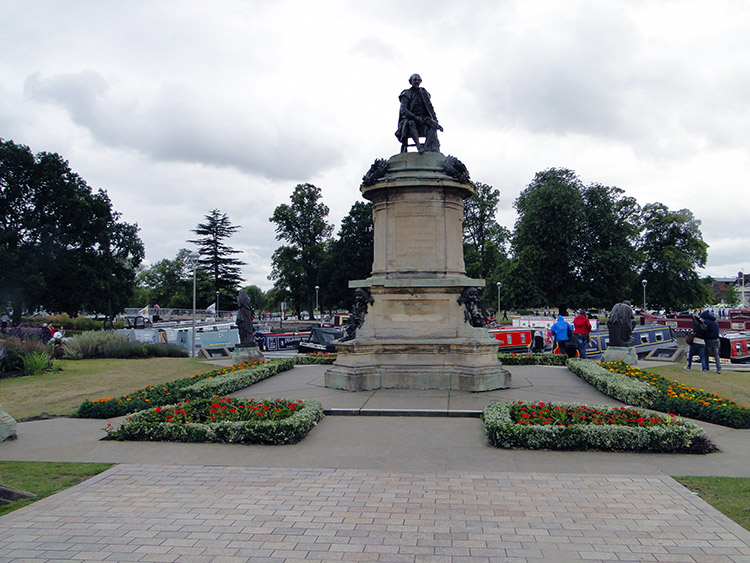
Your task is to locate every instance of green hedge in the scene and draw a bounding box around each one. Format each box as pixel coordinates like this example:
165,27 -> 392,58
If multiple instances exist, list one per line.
566,358 -> 661,407
294,353 -> 337,365
483,401 -> 716,453
76,358 -> 292,418
498,353 -> 568,366
105,398 -> 324,445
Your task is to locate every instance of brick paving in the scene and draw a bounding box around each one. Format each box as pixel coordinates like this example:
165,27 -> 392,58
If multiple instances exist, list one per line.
1,464 -> 750,563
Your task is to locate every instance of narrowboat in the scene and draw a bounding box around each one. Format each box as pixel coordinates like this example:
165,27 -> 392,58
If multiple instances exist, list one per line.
488,327 -> 551,353
719,332 -> 750,364
582,324 -> 678,360
642,309 -> 750,333
296,327 -> 345,354
254,330 -> 310,352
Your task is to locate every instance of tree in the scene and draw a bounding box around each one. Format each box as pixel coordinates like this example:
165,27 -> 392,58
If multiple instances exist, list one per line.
462,182 -> 510,309
505,168 -> 585,313
187,209 -> 246,310
638,203 -> 709,311
577,183 -> 641,308
0,140 -> 144,322
242,285 -> 267,312
724,283 -> 739,306
269,184 -> 333,316
135,249 -> 205,309
317,201 -> 373,310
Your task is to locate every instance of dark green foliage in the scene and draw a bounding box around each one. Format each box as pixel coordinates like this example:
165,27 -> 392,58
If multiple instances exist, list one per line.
0,140 -> 144,322
269,184 -> 334,316
317,201 -> 373,309
187,210 -> 246,307
505,168 -> 642,312
497,353 -> 568,366
638,203 -> 710,311
0,336 -> 49,375
462,182 -> 510,308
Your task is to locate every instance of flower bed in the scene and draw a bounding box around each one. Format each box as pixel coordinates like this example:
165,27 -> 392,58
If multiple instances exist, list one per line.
498,353 -> 568,366
483,400 -> 716,453
294,352 -> 337,365
597,361 -> 750,429
76,358 -> 293,418
105,396 -> 323,445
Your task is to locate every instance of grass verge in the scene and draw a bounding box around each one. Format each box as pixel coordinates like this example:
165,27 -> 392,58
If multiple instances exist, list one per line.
0,357 -> 210,420
0,461 -> 112,517
674,476 -> 750,532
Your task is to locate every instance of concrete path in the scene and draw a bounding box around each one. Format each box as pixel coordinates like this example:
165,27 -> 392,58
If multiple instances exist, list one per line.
1,361 -> 750,561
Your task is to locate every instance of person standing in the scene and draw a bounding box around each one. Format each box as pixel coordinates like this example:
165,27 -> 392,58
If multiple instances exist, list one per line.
550,315 -> 573,355
700,310 -> 722,374
685,313 -> 708,372
573,309 -> 593,358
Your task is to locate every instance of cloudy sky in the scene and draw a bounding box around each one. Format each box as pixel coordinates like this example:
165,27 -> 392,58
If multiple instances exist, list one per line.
2,0 -> 748,293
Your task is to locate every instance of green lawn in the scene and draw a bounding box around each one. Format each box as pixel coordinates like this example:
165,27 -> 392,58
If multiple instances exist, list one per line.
0,461 -> 112,517
0,357 -> 214,420
674,476 -> 750,532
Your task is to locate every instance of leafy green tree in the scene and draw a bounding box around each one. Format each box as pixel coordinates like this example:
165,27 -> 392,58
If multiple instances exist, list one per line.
187,209 -> 246,310
317,201 -> 373,310
638,203 -> 709,311
724,283 -> 739,306
578,183 -> 641,309
242,285 -> 267,312
135,249 -> 202,309
462,182 -> 510,309
0,140 -> 144,322
506,168 -> 585,313
269,184 -> 333,316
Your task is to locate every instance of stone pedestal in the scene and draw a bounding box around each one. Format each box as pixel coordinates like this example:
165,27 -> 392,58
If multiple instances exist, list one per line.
0,404 -> 17,442
325,152 -> 510,392
601,346 -> 639,366
232,345 -> 265,364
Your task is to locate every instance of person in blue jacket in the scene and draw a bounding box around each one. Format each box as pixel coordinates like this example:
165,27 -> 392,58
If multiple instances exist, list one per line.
550,315 -> 573,355
700,310 -> 722,374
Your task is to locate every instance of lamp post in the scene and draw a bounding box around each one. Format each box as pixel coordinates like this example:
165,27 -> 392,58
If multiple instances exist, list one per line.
315,285 -> 319,320
215,290 -> 219,318
496,281 -> 501,321
642,279 -> 648,311
188,250 -> 200,357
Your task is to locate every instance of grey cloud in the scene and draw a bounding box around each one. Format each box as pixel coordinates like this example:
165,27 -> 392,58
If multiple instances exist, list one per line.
23,70 -> 342,181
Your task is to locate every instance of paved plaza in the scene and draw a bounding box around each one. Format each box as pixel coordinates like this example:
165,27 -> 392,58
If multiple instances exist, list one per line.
1,362 -> 750,562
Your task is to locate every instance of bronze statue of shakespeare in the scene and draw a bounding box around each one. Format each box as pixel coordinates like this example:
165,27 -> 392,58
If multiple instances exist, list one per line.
395,74 -> 443,154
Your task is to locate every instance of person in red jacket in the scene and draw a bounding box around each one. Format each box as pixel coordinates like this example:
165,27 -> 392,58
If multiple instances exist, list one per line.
573,309 -> 593,358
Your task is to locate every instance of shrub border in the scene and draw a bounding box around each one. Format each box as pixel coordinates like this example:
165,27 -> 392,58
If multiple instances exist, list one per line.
483,401 -> 716,453
105,399 -> 324,445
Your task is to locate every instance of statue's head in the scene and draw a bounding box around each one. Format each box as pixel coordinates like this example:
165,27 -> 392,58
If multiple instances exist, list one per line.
409,73 -> 422,86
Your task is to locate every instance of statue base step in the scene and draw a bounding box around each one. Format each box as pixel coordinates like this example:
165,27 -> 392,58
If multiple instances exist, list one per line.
325,338 -> 511,392
600,346 -> 638,366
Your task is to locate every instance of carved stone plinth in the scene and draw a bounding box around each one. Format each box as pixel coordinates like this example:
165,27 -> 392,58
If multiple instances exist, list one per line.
232,345 -> 265,364
325,152 -> 510,392
601,346 -> 638,366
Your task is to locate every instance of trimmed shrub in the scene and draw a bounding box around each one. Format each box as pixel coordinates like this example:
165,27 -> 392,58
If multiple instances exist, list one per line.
566,358 -> 660,407
105,398 -> 324,445
294,353 -> 337,365
483,401 -> 716,454
498,353 -> 568,366
76,358 -> 293,418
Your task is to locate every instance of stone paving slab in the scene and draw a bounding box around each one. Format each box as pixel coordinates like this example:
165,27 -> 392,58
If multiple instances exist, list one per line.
1,464 -> 749,563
